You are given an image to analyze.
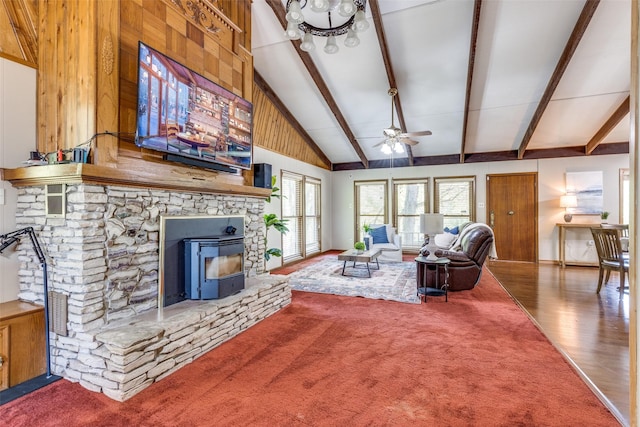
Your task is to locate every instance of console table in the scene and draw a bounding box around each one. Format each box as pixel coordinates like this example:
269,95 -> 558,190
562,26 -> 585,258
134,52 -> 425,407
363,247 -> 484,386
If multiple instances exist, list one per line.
557,223 -> 599,268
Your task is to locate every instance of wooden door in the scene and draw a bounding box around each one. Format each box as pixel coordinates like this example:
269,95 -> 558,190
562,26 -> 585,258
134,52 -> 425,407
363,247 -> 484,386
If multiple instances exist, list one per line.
486,173 -> 537,262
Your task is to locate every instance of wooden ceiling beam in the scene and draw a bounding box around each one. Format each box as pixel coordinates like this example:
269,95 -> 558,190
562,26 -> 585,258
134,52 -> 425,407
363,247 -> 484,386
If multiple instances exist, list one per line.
585,95 -> 630,155
369,0 -> 414,166
265,0 -> 369,169
460,0 -> 482,164
254,71 -> 333,168
517,0 -> 600,160
2,0 -> 38,66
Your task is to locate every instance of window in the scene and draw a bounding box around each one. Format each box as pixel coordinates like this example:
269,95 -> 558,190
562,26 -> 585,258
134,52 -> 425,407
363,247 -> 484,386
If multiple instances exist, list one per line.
281,172 -> 303,262
434,177 -> 476,228
305,178 -> 321,255
355,180 -> 388,242
620,168 -> 629,224
281,171 -> 322,263
393,179 -> 429,249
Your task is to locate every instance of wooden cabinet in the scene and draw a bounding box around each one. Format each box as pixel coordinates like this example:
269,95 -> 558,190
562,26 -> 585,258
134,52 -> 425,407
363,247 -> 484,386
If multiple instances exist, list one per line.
0,300 -> 46,390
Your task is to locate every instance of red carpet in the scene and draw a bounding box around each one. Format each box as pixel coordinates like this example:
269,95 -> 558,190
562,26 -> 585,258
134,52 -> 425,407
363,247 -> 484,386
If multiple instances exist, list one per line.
0,270 -> 616,426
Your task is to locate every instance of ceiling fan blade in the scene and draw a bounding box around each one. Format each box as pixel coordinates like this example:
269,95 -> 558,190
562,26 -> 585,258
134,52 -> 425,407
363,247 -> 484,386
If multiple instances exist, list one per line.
400,130 -> 432,137
399,138 -> 419,146
372,140 -> 386,147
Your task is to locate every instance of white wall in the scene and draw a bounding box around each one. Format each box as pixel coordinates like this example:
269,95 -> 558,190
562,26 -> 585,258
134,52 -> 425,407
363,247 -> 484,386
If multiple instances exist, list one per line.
331,154 -> 629,262
0,58 -> 37,303
253,146 -> 333,271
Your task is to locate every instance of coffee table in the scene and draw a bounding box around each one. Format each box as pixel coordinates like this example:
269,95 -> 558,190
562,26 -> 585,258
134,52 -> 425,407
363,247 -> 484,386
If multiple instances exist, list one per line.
337,248 -> 381,277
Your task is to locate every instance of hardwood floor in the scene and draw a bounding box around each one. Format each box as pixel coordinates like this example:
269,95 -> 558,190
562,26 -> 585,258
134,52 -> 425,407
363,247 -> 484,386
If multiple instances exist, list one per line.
487,260 -> 629,426
273,254 -> 630,426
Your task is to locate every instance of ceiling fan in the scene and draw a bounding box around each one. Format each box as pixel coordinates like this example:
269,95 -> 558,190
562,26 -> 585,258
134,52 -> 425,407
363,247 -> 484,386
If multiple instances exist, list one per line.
371,88 -> 432,154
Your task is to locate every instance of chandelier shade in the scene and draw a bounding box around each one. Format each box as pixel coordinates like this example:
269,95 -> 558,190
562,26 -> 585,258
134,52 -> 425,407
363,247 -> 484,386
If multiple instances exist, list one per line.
284,0 -> 369,54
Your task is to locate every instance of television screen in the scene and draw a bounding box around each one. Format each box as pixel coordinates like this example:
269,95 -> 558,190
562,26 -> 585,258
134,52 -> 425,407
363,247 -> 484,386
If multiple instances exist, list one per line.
135,42 -> 252,170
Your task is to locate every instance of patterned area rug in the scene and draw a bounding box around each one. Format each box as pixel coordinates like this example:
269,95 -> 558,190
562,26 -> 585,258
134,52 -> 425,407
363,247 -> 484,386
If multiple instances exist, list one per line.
285,258 -> 420,304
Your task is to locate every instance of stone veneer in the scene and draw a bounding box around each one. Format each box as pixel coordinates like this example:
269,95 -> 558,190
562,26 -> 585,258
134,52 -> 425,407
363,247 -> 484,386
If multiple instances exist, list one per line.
12,183 -> 290,400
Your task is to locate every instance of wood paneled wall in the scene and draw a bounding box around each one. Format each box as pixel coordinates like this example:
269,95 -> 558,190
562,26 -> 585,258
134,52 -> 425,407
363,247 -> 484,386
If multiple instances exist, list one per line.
32,0 -> 255,187
6,0 -> 327,179
118,0 -> 252,146
253,85 -> 331,170
37,0 -> 99,156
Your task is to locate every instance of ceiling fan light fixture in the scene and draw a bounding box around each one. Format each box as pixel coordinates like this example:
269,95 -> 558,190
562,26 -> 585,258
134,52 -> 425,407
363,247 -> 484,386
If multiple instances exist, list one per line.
381,143 -> 392,155
324,35 -> 339,54
393,141 -> 405,154
338,0 -> 357,17
284,21 -> 302,40
352,10 -> 369,32
286,0 -> 305,24
300,32 -> 316,52
344,28 -> 360,48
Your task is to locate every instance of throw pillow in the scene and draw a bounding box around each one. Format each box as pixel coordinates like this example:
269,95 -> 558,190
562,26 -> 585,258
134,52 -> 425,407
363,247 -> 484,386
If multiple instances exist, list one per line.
444,226 -> 460,235
434,232 -> 457,248
370,226 -> 389,244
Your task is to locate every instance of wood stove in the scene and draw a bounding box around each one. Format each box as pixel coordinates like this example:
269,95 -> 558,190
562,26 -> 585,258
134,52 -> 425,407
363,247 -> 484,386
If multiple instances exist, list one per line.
183,236 -> 245,300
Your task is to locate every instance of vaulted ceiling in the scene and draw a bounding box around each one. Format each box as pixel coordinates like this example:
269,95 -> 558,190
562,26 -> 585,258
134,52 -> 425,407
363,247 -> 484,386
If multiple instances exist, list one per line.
251,0 -> 630,170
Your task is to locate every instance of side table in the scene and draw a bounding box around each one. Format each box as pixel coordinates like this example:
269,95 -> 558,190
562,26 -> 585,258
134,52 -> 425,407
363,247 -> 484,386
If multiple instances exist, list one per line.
414,256 -> 450,302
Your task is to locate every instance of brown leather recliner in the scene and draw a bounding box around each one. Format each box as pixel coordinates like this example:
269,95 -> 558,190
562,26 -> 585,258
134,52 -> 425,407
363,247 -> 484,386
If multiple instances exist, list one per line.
417,225 -> 495,291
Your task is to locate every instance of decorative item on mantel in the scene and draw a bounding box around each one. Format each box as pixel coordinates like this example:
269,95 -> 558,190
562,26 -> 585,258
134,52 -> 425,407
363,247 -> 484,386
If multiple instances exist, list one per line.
559,194 -> 578,223
600,211 -> 610,223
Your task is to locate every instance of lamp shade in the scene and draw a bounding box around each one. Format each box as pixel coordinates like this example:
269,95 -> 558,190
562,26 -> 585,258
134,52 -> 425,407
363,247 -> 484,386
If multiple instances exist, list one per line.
560,194 -> 577,208
420,213 -> 444,236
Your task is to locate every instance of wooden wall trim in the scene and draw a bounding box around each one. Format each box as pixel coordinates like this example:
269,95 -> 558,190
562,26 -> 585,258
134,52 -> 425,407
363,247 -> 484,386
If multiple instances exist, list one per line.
2,163 -> 271,198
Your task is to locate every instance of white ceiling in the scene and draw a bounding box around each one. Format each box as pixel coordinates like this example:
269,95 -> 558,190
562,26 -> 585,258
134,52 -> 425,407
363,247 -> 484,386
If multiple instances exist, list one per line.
251,0 -> 630,168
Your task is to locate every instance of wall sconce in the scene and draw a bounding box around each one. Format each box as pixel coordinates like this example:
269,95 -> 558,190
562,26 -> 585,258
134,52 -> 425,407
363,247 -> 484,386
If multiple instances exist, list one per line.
559,194 -> 578,222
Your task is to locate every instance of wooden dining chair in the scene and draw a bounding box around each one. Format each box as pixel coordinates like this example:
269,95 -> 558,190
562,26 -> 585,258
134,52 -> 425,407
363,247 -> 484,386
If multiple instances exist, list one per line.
590,227 -> 628,298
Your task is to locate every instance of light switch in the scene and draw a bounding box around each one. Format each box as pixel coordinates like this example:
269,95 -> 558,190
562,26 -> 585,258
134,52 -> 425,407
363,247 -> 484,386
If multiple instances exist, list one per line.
478,202 -> 485,209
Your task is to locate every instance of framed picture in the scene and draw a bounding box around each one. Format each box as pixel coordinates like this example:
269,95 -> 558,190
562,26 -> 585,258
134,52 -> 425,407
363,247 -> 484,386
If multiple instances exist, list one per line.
565,171 -> 603,215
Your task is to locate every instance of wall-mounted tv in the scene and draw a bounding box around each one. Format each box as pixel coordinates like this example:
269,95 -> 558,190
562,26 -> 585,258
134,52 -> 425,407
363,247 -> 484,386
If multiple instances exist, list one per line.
135,41 -> 252,171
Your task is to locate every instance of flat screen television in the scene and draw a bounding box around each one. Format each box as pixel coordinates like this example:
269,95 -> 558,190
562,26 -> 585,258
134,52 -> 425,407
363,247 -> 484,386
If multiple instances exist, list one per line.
135,41 -> 252,171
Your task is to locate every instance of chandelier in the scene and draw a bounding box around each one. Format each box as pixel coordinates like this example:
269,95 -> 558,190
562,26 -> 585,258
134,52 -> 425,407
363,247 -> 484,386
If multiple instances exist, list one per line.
284,0 -> 370,54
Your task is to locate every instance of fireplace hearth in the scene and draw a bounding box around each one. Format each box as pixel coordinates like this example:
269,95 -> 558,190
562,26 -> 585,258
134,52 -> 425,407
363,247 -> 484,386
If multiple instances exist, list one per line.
184,236 -> 244,299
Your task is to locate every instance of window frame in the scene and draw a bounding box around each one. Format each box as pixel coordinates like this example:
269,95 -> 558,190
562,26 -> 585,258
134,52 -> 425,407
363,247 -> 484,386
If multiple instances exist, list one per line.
280,170 -> 322,264
392,178 -> 430,250
620,168 -> 629,225
354,180 -> 389,243
433,176 -> 476,226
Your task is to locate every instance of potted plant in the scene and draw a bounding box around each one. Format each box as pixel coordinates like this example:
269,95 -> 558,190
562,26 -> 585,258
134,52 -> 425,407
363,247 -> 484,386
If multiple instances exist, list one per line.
362,224 -> 372,249
601,211 -> 610,223
264,175 -> 289,261
354,241 -> 366,254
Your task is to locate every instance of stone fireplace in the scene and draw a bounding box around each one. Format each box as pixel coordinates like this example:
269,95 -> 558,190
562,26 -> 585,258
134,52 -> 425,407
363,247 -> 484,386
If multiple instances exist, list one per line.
160,214 -> 247,306
9,181 -> 290,401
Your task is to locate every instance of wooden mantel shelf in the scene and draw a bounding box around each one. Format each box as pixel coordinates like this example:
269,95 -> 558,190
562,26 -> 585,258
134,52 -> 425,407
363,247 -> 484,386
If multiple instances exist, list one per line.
1,163 -> 272,198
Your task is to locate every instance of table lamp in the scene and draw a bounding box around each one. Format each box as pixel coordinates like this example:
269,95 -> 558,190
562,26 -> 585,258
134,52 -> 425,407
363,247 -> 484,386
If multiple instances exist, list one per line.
420,213 -> 444,261
560,194 -> 577,223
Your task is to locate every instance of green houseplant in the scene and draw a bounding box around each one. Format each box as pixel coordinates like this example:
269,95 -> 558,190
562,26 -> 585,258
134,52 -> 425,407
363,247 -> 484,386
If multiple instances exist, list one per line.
354,241 -> 366,254
601,211 -> 610,223
264,175 -> 289,261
